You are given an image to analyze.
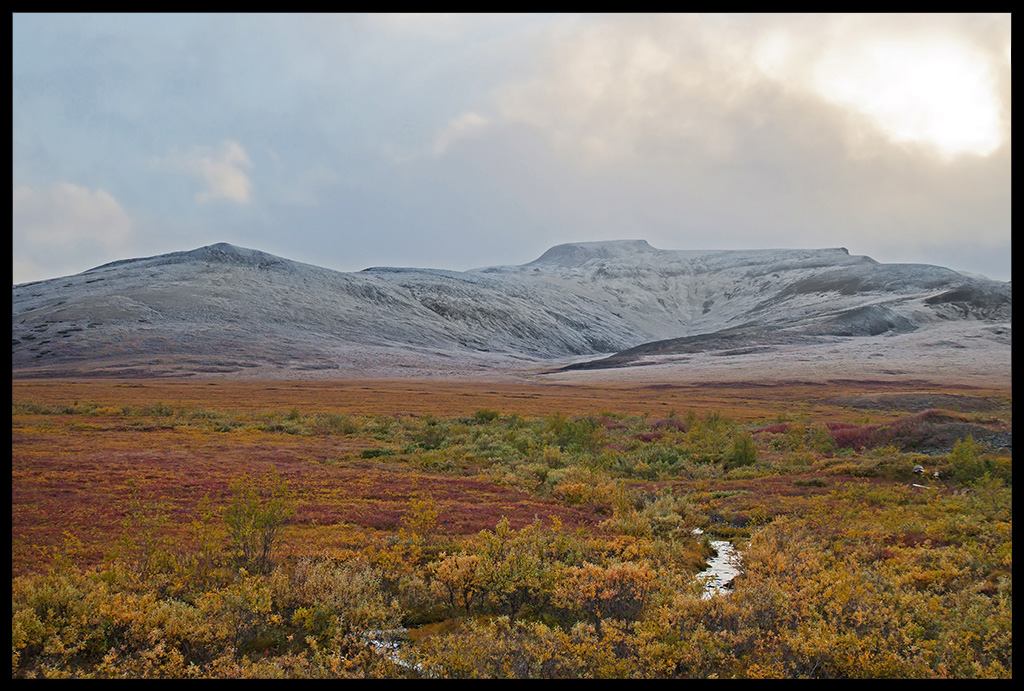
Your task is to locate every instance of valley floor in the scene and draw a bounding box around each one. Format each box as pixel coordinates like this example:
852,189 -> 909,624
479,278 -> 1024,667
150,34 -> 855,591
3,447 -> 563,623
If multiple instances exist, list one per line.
10,371 -> 1012,422
11,366 -> 1011,678
13,372 -> 1010,575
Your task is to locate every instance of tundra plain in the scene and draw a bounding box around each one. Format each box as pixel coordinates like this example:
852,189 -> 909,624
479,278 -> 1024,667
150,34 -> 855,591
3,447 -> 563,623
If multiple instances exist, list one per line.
11,370 -> 1012,678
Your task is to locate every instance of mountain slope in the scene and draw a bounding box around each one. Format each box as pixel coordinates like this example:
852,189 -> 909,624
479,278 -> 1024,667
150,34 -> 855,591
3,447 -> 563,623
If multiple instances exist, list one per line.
11,240 -> 1011,378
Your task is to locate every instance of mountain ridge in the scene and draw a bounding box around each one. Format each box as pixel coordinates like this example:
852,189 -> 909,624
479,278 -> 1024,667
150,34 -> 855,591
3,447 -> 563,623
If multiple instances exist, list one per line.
12,240 -> 1011,379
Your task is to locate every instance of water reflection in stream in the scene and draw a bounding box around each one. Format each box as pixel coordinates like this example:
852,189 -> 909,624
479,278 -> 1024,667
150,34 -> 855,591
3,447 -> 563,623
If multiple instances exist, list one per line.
693,530 -> 743,599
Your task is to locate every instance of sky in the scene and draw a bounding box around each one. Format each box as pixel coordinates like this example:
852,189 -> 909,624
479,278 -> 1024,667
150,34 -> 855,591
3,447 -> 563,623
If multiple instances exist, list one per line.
12,13 -> 1012,284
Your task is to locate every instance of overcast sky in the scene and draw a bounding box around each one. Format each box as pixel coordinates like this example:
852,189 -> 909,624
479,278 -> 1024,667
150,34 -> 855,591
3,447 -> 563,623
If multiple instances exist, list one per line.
12,13 -> 1012,283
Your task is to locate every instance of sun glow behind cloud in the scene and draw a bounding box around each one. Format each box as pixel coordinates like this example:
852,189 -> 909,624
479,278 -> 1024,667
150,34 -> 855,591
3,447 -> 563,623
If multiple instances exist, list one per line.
811,36 -> 1003,160
443,15 -> 1009,169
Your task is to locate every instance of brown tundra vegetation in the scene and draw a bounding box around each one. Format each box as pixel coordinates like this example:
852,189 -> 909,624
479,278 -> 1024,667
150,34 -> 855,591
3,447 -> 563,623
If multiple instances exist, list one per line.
11,377 -> 1012,679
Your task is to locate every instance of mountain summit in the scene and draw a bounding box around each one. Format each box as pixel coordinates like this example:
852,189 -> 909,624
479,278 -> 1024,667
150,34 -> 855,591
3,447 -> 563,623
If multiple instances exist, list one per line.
528,240 -> 660,266
12,241 -> 1011,379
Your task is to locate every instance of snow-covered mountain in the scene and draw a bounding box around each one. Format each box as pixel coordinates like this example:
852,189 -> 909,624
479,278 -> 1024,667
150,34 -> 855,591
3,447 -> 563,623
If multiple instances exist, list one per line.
11,240 -> 1011,378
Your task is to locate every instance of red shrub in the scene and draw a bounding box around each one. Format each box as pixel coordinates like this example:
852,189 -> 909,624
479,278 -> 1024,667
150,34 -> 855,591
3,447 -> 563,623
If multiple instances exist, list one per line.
634,432 -> 664,443
829,425 -> 881,450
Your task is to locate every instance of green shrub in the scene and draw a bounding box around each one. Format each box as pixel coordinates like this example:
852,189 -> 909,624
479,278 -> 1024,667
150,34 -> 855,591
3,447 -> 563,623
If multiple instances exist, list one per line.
360,447 -> 394,459
683,413 -> 733,463
546,414 -> 605,452
948,435 -> 1011,485
806,423 -> 837,453
473,408 -> 501,424
143,401 -> 174,417
413,416 -> 448,450
224,470 -> 296,575
637,444 -> 684,476
312,412 -> 360,435
726,432 -> 757,469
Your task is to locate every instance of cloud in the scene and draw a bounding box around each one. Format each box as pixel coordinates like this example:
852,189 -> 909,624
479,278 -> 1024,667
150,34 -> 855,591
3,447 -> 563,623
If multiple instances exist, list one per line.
408,13 -> 1009,279
490,15 -> 741,167
433,111 -> 491,155
271,159 -> 345,207
460,14 -> 1010,168
759,15 -> 1007,160
9,14 -> 1012,283
365,13 -> 516,40
12,182 -> 134,283
153,139 -> 253,204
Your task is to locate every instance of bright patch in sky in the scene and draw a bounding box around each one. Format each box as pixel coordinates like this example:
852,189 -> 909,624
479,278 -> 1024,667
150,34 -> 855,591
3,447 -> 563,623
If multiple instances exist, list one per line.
152,140 -> 254,204
813,37 -> 1002,159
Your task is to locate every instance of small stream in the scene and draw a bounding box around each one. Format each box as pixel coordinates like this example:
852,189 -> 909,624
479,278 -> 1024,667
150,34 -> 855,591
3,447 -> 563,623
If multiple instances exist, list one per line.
364,629 -> 425,674
693,530 -> 743,599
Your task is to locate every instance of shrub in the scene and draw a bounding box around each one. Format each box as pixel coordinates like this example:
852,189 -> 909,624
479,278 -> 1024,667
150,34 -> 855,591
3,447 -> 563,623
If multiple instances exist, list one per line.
726,432 -> 758,469
430,553 -> 485,616
399,496 -> 440,554
474,518 -> 560,619
114,484 -> 176,585
546,414 -> 606,452
552,561 -> 655,630
683,414 -> 733,463
637,444 -> 684,476
312,413 -> 360,435
473,408 -> 501,424
196,570 -> 276,650
806,423 -> 837,453
413,417 -> 448,450
638,491 -> 699,539
285,554 -> 403,640
143,401 -> 174,417
948,435 -> 1011,485
224,470 -> 296,575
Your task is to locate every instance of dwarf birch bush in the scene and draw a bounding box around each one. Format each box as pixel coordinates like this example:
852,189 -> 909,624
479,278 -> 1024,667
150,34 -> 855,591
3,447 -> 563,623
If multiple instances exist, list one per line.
224,470 -> 295,575
284,554 -> 403,642
552,561 -> 655,631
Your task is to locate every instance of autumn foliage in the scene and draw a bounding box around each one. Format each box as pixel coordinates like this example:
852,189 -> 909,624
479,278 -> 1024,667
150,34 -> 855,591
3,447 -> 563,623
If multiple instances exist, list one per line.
11,379 -> 1012,678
